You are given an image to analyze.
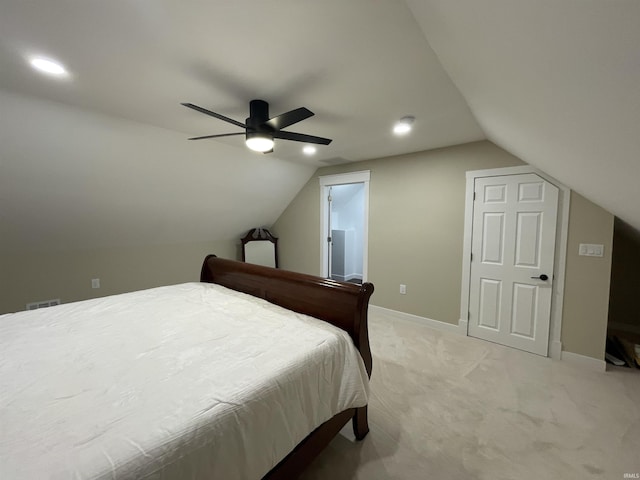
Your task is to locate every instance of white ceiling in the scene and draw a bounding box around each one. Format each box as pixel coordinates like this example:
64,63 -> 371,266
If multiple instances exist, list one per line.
0,88 -> 316,251
1,0 -> 639,252
406,0 -> 640,231
0,0 -> 482,163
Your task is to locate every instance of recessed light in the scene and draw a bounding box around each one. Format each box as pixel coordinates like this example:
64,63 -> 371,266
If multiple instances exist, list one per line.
29,56 -> 69,77
303,145 -> 317,155
393,116 -> 415,135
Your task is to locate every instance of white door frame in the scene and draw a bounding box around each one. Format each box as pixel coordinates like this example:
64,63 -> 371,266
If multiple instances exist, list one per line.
459,166 -> 570,359
319,171 -> 370,281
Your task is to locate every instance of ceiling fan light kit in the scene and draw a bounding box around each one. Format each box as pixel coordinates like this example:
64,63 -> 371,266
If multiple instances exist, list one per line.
182,99 -> 332,154
246,132 -> 274,152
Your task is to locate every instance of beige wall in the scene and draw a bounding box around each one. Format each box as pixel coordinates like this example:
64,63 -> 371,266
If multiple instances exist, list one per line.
273,141 -> 524,324
272,140 -> 614,360
2,139 -> 615,361
561,192 -> 614,358
607,218 -> 640,329
0,240 -> 238,314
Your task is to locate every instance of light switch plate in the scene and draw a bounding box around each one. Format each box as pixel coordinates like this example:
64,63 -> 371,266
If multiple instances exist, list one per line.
579,243 -> 604,257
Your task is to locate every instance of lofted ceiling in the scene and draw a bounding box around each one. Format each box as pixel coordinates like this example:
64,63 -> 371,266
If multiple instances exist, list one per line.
406,0 -> 640,232
0,0 -> 482,164
0,0 -> 639,253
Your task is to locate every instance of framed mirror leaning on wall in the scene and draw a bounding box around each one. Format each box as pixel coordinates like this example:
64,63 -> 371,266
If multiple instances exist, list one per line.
241,228 -> 279,268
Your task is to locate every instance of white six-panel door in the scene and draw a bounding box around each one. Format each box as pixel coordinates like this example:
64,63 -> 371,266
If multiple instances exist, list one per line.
468,173 -> 559,356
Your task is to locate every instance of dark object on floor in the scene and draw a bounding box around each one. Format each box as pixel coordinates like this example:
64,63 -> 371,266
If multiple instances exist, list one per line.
606,335 -> 640,368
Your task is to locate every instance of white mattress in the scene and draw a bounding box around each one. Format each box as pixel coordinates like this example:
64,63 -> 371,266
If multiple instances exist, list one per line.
0,282 -> 369,479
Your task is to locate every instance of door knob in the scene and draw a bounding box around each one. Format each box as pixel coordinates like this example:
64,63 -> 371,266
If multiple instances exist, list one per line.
531,274 -> 549,281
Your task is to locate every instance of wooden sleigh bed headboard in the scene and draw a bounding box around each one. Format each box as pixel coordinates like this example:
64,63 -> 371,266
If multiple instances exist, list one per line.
200,255 -> 375,479
200,254 -> 375,376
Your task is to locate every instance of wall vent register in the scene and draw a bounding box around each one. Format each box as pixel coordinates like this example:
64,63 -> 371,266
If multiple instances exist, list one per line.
26,299 -> 61,311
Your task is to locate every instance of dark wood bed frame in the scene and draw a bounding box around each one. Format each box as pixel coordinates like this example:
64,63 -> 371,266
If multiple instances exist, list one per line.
200,255 -> 374,479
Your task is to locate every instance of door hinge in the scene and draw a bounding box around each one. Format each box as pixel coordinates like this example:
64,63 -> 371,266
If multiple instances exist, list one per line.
473,191 -> 476,201
328,195 -> 332,202
327,236 -> 332,243
470,252 -> 473,261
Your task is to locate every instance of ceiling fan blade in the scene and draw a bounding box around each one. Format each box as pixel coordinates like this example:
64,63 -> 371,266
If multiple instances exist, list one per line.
272,130 -> 332,145
181,103 -> 247,129
188,132 -> 247,140
264,107 -> 314,130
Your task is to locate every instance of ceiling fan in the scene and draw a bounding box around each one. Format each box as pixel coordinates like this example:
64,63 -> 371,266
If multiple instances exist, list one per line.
181,99 -> 332,153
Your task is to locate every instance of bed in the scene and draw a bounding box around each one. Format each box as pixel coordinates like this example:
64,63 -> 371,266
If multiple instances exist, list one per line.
0,255 -> 374,479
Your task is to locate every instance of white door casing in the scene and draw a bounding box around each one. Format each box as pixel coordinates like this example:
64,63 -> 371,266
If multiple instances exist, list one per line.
319,171 -> 370,280
326,186 -> 334,277
468,173 -> 559,356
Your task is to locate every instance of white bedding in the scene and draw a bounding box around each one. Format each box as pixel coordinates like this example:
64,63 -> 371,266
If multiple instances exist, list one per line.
0,282 -> 369,479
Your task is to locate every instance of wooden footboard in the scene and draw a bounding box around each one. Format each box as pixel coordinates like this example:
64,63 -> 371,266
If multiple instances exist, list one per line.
200,255 -> 374,477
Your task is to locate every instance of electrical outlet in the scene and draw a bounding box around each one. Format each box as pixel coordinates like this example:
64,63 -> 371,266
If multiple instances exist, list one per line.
91,278 -> 100,289
400,284 -> 406,295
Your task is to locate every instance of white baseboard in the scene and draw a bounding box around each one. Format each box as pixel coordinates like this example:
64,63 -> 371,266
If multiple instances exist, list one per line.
369,305 -> 463,334
458,318 -> 468,334
371,306 -> 605,371
561,350 -> 606,372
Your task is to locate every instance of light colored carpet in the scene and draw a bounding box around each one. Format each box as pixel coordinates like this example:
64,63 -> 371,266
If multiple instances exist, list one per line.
301,309 -> 640,479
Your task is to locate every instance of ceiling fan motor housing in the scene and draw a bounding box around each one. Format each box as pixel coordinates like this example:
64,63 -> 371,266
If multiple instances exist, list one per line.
245,100 -> 274,152
246,99 -> 271,133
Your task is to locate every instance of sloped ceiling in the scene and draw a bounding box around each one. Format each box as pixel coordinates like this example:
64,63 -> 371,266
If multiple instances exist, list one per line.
0,0 -> 482,252
406,0 -> 640,231
1,0 -> 639,253
0,89 -> 314,251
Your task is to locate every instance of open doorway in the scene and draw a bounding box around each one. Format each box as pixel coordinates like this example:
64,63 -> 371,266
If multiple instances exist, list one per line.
319,171 -> 370,283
